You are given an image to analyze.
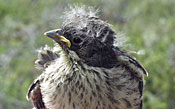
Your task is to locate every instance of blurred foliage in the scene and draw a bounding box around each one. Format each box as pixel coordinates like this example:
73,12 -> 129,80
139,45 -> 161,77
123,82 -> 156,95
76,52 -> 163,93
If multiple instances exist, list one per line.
0,0 -> 175,109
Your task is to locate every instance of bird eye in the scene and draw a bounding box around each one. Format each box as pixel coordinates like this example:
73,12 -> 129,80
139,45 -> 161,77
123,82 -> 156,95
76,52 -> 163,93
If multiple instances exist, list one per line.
72,37 -> 82,44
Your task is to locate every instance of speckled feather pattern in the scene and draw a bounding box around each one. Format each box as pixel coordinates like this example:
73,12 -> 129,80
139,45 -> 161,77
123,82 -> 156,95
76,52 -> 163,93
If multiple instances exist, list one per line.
27,6 -> 147,109
36,50 -> 143,109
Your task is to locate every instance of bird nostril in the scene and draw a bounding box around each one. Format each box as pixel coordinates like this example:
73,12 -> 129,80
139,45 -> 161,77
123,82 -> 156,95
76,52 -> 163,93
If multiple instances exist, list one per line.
55,29 -> 63,35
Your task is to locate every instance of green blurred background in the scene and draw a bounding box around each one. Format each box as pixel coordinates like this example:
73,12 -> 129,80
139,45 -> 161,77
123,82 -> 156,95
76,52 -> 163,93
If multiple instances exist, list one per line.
0,0 -> 175,109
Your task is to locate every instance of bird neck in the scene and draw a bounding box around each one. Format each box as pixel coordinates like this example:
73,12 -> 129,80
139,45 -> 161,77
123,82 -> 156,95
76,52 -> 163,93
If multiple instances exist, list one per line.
82,47 -> 117,68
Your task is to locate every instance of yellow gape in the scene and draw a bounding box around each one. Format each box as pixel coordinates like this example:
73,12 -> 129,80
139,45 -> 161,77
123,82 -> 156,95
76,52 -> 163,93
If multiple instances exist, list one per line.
57,36 -> 71,48
44,29 -> 71,48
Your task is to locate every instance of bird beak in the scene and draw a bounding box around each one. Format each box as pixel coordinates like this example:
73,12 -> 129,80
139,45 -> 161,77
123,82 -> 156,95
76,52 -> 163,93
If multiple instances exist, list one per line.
44,29 -> 71,48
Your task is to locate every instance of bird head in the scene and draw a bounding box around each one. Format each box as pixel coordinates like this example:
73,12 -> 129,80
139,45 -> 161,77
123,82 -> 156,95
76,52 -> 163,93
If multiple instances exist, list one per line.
44,6 -> 118,68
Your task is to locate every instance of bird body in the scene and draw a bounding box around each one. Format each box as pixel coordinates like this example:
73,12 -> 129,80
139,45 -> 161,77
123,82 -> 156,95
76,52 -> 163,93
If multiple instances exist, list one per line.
27,6 -> 148,109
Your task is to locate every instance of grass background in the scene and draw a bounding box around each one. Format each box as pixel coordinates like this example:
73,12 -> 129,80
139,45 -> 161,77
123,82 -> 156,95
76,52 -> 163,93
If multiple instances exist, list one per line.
0,0 -> 175,108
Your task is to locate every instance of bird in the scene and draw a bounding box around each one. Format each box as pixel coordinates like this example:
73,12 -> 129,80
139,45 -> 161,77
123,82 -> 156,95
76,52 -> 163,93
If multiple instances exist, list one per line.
26,6 -> 148,109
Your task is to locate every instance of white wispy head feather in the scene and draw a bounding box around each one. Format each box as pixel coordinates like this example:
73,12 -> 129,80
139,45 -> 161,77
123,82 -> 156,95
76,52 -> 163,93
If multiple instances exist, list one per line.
55,5 -> 143,55
61,5 -> 99,29
113,32 -> 128,48
61,5 -> 129,48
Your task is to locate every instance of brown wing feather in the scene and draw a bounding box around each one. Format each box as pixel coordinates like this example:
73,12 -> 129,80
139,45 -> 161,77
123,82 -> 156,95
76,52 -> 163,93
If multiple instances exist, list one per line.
27,80 -> 46,109
26,48 -> 59,108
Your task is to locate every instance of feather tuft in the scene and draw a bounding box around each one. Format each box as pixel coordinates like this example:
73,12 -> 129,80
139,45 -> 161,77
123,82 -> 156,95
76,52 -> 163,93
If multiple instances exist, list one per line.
35,45 -> 59,71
